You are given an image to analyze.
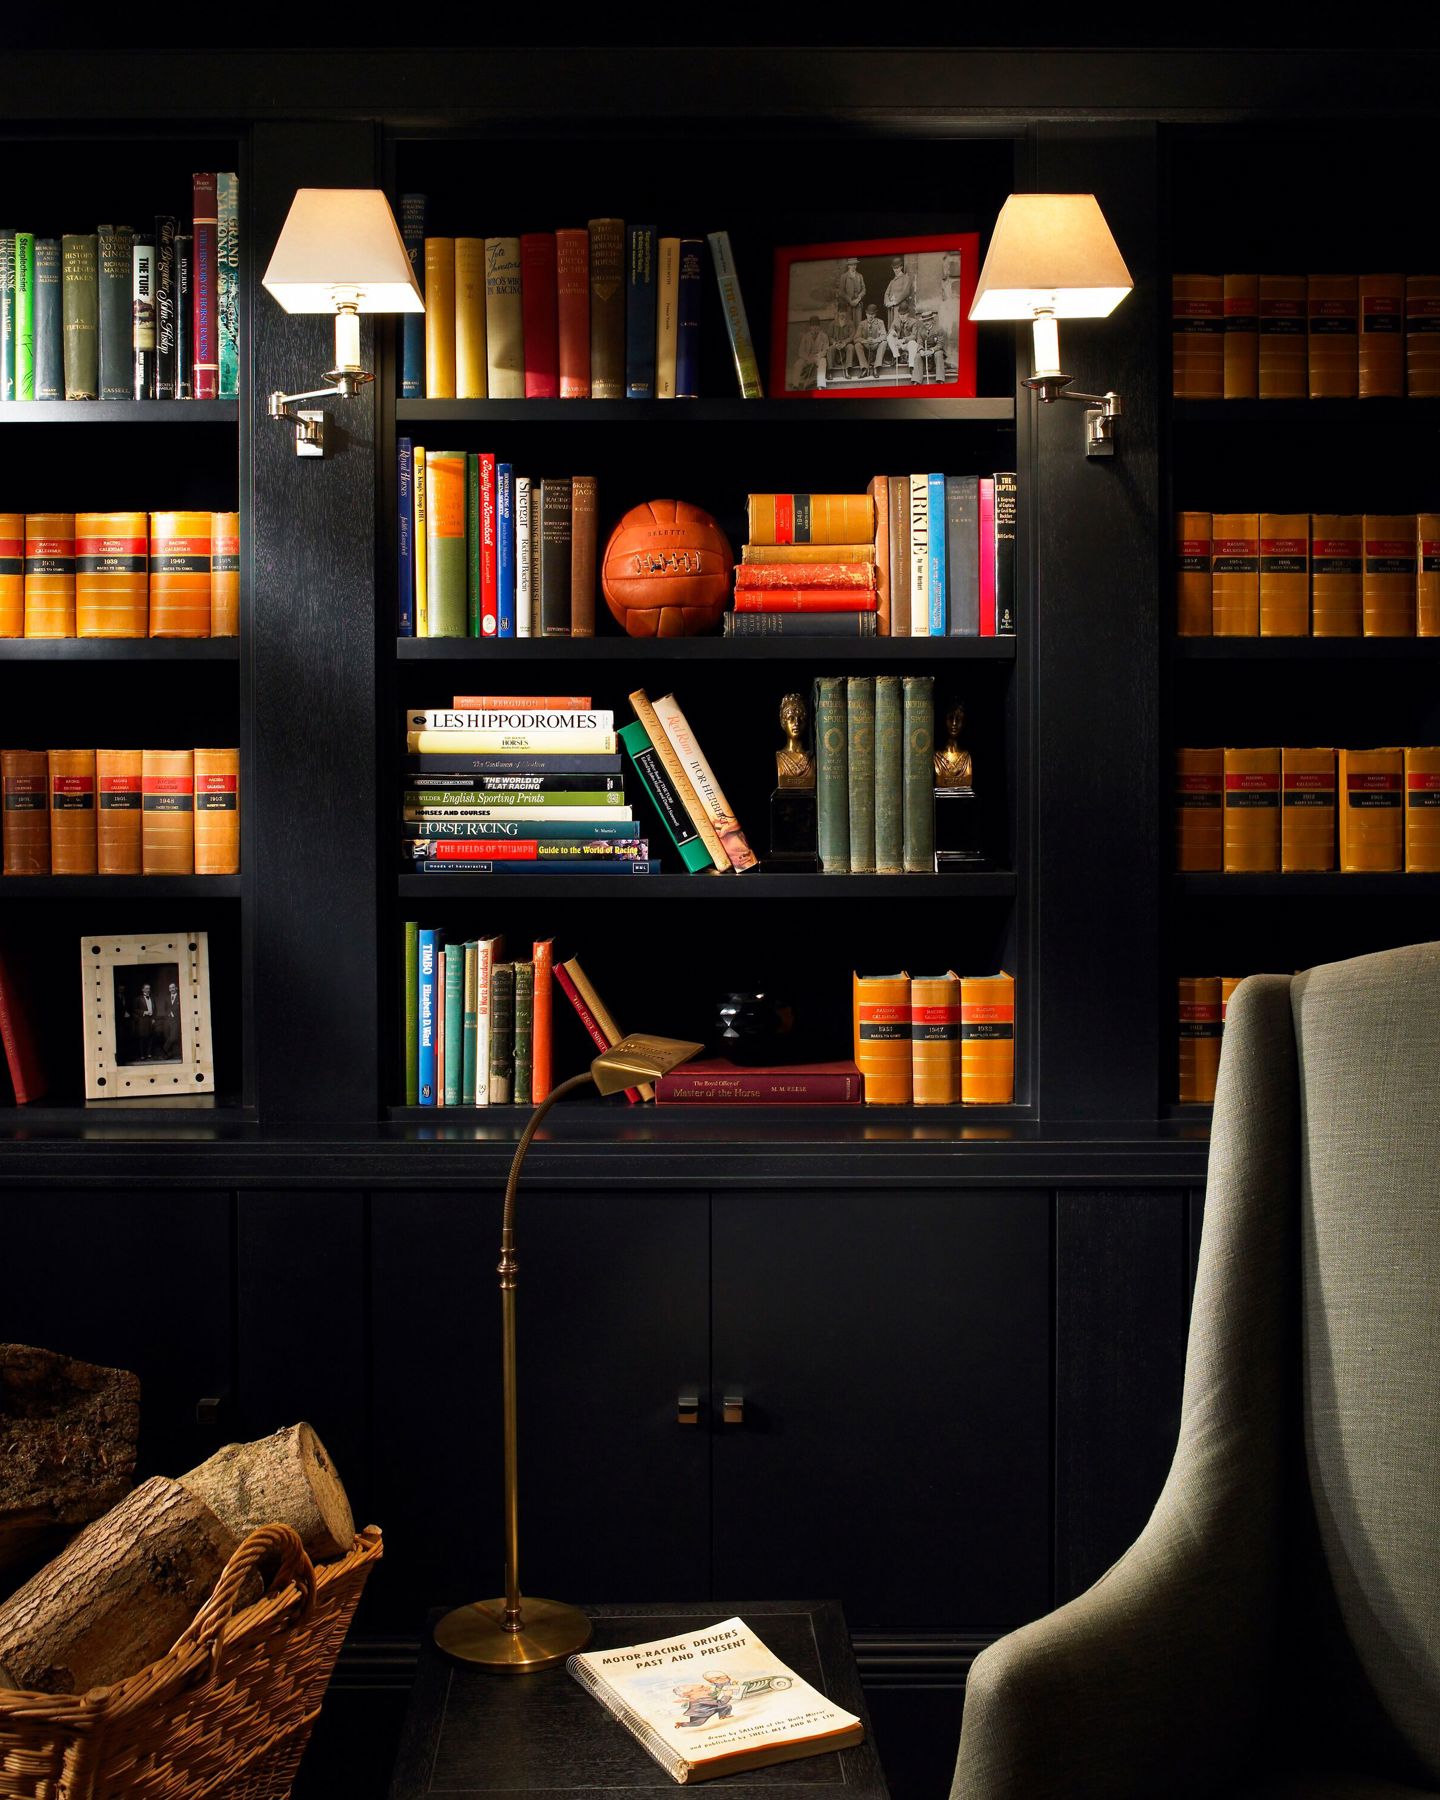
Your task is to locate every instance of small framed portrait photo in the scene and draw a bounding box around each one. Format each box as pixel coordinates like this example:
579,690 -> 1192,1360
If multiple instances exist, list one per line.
81,930 -> 215,1103
770,233 -> 979,400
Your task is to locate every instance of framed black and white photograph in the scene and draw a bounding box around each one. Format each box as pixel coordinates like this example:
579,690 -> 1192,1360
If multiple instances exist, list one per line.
81,930 -> 215,1102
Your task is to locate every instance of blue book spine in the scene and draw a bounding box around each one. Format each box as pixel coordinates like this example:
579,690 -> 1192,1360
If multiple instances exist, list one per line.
418,927 -> 442,1103
0,231 -> 14,402
675,237 -> 703,399
928,472 -> 947,637
418,859 -> 661,875
399,194 -> 427,399
397,435 -> 414,636
625,224 -> 657,399
496,464 -> 515,637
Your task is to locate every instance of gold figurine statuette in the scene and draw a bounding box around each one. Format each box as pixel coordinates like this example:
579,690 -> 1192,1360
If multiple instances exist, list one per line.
775,692 -> 816,790
933,703 -> 974,790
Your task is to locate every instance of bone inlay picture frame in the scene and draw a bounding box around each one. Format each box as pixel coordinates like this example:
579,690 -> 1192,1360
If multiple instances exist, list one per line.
81,931 -> 216,1102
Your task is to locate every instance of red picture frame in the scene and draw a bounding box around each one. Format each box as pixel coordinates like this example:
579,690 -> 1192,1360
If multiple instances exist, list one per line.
769,232 -> 979,400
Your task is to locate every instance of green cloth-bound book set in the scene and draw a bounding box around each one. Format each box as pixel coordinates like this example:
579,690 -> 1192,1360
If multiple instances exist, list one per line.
817,673 -> 933,874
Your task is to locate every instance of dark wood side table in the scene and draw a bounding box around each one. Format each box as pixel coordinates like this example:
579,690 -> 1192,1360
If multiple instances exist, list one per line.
388,1600 -> 890,1797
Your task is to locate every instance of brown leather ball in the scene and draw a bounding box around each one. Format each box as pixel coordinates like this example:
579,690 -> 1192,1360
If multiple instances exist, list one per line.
601,499 -> 734,638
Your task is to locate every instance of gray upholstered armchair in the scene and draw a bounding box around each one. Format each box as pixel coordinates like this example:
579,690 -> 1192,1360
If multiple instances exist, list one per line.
953,942 -> 1440,1799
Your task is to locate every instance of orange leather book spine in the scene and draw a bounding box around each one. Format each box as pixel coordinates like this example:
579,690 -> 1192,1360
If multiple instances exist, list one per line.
95,748 -> 142,875
1222,274 -> 1258,398
1405,747 -> 1440,873
1258,276 -> 1306,398
1418,513 -> 1440,637
853,971 -> 912,1104
1359,274 -> 1404,398
48,748 -> 97,874
1175,511 -> 1212,636
1307,275 -> 1358,398
530,937 -> 553,1103
210,511 -> 239,636
1281,747 -> 1335,872
76,510 -> 148,638
149,511 -> 212,637
910,971 -> 960,1106
1362,513 -> 1416,637
141,748 -> 195,874
1,749 -> 50,874
1406,275 -> 1440,397
1211,513 -> 1259,635
960,972 -> 1014,1106
1223,747 -> 1281,872
1339,747 -> 1403,872
867,476 -> 891,637
24,512 -> 75,637
1310,514 -> 1363,637
0,512 -> 22,636
193,747 -> 240,874
1220,976 -> 1243,1026
1259,512 -> 1309,635
1171,275 -> 1223,399
1178,977 -> 1222,1104
1175,747 -> 1223,871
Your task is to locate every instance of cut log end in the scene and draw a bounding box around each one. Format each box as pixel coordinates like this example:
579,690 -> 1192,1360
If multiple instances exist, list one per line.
179,1422 -> 355,1562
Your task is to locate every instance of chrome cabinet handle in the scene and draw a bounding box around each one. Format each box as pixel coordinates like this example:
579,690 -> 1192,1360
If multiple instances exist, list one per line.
722,1391 -> 745,1426
677,1391 -> 700,1427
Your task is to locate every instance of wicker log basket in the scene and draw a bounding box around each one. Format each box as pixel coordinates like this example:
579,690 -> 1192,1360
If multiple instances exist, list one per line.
0,1521 -> 382,1800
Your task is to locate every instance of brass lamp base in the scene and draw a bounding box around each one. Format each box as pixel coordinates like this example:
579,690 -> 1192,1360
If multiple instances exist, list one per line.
433,1596 -> 593,1672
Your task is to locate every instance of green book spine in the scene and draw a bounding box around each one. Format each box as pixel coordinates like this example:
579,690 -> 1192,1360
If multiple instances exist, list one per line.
846,675 -> 876,872
403,920 -> 419,1106
33,238 -> 61,400
466,451 -> 481,637
425,449 -> 468,637
61,233 -> 98,400
443,940 -> 465,1106
461,941 -> 479,1105
617,718 -> 712,873
512,961 -> 534,1107
902,674 -> 936,873
97,225 -> 134,401
14,232 -> 34,400
488,963 -> 516,1104
815,675 -> 850,873
217,173 -> 240,399
874,674 -> 904,873
0,231 -> 14,401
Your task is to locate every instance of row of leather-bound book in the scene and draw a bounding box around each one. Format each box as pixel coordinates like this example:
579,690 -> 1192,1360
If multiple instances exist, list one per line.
852,969 -> 1014,1106
1178,976 -> 1242,1104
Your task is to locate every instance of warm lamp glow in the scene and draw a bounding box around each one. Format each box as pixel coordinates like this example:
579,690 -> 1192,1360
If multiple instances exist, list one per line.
969,194 -> 1133,322
261,189 -> 425,315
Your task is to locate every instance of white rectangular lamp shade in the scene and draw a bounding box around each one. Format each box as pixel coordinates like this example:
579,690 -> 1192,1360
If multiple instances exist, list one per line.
969,194 -> 1133,321
261,189 -> 425,314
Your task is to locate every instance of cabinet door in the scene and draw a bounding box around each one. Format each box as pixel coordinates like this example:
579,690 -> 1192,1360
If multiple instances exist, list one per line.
711,1188 -> 1051,1630
370,1187 -> 710,1631
0,1187 -> 233,1480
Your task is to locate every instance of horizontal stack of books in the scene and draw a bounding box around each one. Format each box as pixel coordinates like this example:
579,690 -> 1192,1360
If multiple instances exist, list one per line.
813,673 -> 935,874
403,213 -> 760,401
398,445 -> 595,639
1172,272 -> 1440,400
0,746 -> 238,875
1,178 -> 240,403
1176,508 -> 1440,637
402,695 -> 655,875
852,968 -> 1015,1105
0,509 -> 238,638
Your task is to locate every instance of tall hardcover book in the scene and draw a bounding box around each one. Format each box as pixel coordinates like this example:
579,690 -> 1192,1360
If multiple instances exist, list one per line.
845,675 -> 876,872
1259,511 -> 1309,636
1211,512 -> 1260,635
460,943 -> 478,1106
76,510 -> 147,638
1308,274 -> 1358,398
515,476 -> 533,638
443,948 -> 465,1106
403,920 -> 419,1105
149,510 -> 212,636
1339,747 -> 1403,872
570,475 -> 597,638
1359,273 -> 1404,398
0,512 -> 21,635
531,938 -> 553,1102
1171,274 -> 1223,399
141,748 -> 194,874
413,442 -> 428,637
130,237 -> 155,398
707,230 -> 762,397
418,928 -> 441,1104
14,231 -> 34,400
478,452 -> 498,637
993,471 -> 1018,635
496,464 -> 515,638
562,954 -> 652,1100
617,717 -> 711,873
873,674 -> 903,875
853,972 -> 911,1104
555,228 -> 590,398
1281,747 -> 1335,873
908,474 -> 930,636
454,237 -> 487,400
539,478 -> 572,637
96,748 -> 142,875
194,747 -> 240,874
520,232 -> 559,399
32,238 -> 60,401
484,237 -> 524,399
475,935 -> 502,1104
627,688 -> 727,870
945,476 -> 979,637
1419,512 -> 1440,638
216,173 -> 239,399
1362,513 -> 1416,636
423,238 -> 456,399
1404,746 -> 1440,872
399,194 -> 427,399
191,176 -> 218,399
748,493 -> 875,548
815,675 -> 849,873
1223,273 -> 1258,399
1223,747 -> 1281,872
47,749 -> 97,874
153,217 -> 177,399
1,750 -> 49,873
97,225 -> 135,400
651,690 -> 756,871
1258,275 -> 1306,399
24,512 -> 75,638
464,452 -> 480,637
1175,747 -> 1223,871
1311,513 -> 1363,637
978,477 -> 996,635
1405,275 -> 1440,398
887,475 -> 909,638
902,674 -> 935,872
588,218 -> 625,400
434,950 -> 448,1104
927,472 -> 947,635
656,236 -> 680,400
1176,511 -> 1212,636
1178,977 -> 1221,1105
866,475 -> 891,636
675,237 -> 703,398
397,441 -> 414,633
512,962 -> 535,1106
61,233 -> 98,399
0,231 -> 13,400
912,970 -> 961,1105
174,233 -> 192,397
961,972 -> 1015,1105
625,225 -> 657,399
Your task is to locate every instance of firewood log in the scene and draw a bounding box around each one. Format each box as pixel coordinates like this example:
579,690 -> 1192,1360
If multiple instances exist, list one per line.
178,1422 -> 355,1561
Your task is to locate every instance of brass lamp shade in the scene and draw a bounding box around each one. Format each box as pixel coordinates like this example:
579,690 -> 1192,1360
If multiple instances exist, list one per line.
261,188 -> 425,314
969,194 -> 1133,320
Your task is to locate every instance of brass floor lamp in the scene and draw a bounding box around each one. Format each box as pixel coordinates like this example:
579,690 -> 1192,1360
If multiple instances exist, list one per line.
433,1033 -> 703,1673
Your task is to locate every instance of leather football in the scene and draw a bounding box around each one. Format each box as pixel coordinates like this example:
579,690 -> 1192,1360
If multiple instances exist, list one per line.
601,499 -> 734,637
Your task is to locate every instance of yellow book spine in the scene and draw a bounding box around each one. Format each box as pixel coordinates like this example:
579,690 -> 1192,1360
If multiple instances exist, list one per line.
1,748 -> 50,873
911,971 -> 960,1106
1223,747 -> 1281,872
1220,976 -> 1243,1026
454,237 -> 488,400
1339,747 -> 1403,872
1171,275 -> 1223,399
1418,513 -> 1440,637
1222,274 -> 1258,399
854,971 -> 912,1104
0,512 -> 23,636
1307,274 -> 1358,398
1211,513 -> 1259,635
1406,275 -> 1440,398
1359,274 -> 1405,398
24,511 -> 75,637
746,494 -> 875,548
423,238 -> 456,400
149,510 -> 212,637
194,747 -> 240,875
96,748 -> 143,875
741,544 -> 877,565
656,237 -> 680,400
210,511 -> 240,636
1258,276 -> 1306,398
1405,747 -> 1440,872
48,748 -> 97,874
1175,511 -> 1212,636
1362,514 -> 1416,637
1178,977 -> 1222,1104
1176,746 -> 1223,871
76,510 -> 148,638
413,443 -> 428,639
142,748 -> 195,875
960,972 -> 1014,1105
1259,512 -> 1309,636
1310,514 -> 1363,637
1281,747 -> 1335,872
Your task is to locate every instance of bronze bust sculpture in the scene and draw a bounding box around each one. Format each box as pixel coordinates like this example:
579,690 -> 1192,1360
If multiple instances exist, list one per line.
933,703 -> 974,790
775,692 -> 816,790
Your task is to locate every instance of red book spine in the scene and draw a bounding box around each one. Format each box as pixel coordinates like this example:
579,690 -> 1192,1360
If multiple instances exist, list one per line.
733,590 -> 878,613
480,452 -> 498,638
531,938 -> 553,1104
979,477 -> 996,636
655,1067 -> 863,1103
192,173 -> 219,400
0,952 -> 44,1105
521,233 -> 560,399
426,839 -> 541,859
553,962 -> 638,1103
556,228 -> 591,399
734,564 -> 878,590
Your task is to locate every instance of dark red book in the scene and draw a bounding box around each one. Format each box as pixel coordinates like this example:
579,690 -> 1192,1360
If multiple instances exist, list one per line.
655,1059 -> 863,1104
479,452 -> 498,638
556,228 -> 590,399
521,233 -> 559,399
979,476 -> 996,637
735,564 -> 877,591
552,961 -> 638,1104
0,947 -> 46,1105
191,172 -> 218,400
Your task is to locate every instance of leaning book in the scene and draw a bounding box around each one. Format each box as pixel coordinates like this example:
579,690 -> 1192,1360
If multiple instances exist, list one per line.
568,1615 -> 863,1785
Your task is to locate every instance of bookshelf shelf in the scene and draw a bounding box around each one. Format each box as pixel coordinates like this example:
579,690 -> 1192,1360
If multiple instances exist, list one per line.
0,875 -> 244,899
384,1100 -> 1035,1127
395,397 -> 1017,426
0,1102 -> 254,1127
0,638 -> 240,662
1175,872 -> 1440,898
397,636 -> 1017,662
1172,398 -> 1440,426
397,871 -> 1017,901
1173,637 -> 1440,660
0,401 -> 239,424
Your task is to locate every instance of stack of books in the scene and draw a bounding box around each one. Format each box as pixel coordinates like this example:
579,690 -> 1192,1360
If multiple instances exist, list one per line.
852,968 -> 1015,1105
813,673 -> 935,874
402,695 -> 656,875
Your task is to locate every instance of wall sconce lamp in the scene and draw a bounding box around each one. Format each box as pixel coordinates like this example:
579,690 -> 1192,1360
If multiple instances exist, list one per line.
969,194 -> 1134,457
260,188 -> 424,457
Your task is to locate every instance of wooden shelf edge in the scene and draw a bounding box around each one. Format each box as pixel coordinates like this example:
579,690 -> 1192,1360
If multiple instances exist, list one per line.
0,638 -> 240,661
397,637 -> 1017,660
395,396 -> 1017,424
1173,636 -> 1440,659
0,400 -> 239,423
1175,871 -> 1440,896
397,871 -> 1017,899
0,875 -> 245,898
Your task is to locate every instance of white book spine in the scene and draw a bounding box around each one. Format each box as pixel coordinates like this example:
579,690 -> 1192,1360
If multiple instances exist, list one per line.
408,710 -> 612,733
404,805 -> 633,822
515,477 -> 532,637
650,692 -> 758,871
406,730 -> 618,754
909,473 -> 930,638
